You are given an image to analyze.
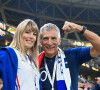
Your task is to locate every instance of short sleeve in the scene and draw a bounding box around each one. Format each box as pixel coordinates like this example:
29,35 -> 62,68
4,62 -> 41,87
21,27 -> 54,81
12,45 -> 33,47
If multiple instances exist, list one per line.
64,47 -> 93,65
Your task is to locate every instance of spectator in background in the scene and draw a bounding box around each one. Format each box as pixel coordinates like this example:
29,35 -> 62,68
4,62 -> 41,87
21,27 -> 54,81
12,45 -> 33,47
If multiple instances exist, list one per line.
92,77 -> 100,90
84,81 -> 89,90
0,29 -> 5,39
78,87 -> 84,90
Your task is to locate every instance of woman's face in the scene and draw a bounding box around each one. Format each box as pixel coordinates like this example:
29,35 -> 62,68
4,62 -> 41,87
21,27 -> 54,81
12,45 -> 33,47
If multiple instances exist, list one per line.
23,27 -> 37,51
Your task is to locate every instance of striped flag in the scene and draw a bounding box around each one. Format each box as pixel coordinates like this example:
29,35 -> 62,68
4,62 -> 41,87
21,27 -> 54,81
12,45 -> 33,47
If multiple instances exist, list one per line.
7,27 -> 16,34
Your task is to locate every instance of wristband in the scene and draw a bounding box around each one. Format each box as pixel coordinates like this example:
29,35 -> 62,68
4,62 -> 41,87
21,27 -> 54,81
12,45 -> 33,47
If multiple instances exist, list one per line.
80,26 -> 87,34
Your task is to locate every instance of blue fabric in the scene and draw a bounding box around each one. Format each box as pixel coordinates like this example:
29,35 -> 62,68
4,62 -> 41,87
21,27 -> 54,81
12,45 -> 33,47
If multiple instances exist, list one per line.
92,84 -> 100,90
39,78 -> 42,90
64,46 -> 92,90
91,85 -> 95,90
57,80 -> 67,90
95,84 -> 100,90
0,35 -> 2,39
0,47 -> 18,90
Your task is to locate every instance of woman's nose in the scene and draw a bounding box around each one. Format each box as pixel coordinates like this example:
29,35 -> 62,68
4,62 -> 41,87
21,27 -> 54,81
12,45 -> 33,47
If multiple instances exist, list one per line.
30,33 -> 34,38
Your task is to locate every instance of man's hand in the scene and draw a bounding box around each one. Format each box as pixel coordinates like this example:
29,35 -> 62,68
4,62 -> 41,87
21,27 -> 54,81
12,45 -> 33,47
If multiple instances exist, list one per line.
0,79 -> 3,90
0,29 -> 5,36
62,21 -> 83,34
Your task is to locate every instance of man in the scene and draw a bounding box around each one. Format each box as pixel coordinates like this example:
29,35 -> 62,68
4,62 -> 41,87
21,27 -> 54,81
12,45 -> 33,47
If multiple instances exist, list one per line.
92,77 -> 100,90
39,21 -> 100,90
95,77 -> 100,90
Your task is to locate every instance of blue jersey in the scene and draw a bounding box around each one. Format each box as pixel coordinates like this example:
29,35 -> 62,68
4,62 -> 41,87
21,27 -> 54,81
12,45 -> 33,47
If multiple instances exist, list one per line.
39,47 -> 92,90
0,35 -> 2,39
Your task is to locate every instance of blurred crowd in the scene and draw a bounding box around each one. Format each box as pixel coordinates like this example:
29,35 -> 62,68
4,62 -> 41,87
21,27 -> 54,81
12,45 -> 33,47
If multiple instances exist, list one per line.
78,76 -> 100,90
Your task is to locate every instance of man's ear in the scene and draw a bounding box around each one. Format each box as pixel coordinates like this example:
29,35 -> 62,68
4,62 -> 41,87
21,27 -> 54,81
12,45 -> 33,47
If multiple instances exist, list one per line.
58,38 -> 61,45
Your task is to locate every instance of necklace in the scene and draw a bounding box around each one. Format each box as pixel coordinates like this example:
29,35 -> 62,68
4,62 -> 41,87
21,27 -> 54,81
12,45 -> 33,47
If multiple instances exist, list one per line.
15,48 -> 35,69
24,54 -> 36,69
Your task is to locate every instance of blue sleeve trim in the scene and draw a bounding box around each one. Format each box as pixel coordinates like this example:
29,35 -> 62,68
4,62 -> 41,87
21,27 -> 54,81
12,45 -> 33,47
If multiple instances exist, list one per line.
64,47 -> 93,64
0,35 -> 2,39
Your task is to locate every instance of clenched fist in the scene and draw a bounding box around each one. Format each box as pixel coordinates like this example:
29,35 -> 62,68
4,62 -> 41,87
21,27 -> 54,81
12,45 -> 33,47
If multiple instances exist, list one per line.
62,21 -> 83,34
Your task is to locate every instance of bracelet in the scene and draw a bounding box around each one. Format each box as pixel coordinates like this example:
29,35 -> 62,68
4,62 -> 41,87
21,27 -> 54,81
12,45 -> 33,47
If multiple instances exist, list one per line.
80,26 -> 87,34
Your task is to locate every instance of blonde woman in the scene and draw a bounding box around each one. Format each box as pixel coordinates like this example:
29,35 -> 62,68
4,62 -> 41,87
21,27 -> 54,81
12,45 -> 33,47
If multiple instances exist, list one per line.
0,19 -> 42,90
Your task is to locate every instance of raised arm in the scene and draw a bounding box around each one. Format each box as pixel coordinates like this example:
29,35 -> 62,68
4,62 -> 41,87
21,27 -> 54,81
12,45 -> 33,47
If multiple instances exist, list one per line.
62,21 -> 100,57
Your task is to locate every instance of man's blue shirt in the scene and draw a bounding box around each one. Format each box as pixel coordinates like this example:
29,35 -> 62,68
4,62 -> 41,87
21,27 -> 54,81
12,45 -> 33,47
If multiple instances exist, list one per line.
64,47 -> 92,90
40,47 -> 92,90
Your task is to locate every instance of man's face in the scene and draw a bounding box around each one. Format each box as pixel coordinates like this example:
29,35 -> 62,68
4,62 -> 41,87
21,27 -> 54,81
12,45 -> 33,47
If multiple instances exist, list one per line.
97,77 -> 100,84
41,29 -> 61,58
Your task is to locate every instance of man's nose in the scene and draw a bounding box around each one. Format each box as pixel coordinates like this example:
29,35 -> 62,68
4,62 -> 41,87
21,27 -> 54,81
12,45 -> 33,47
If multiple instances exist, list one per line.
47,39 -> 53,45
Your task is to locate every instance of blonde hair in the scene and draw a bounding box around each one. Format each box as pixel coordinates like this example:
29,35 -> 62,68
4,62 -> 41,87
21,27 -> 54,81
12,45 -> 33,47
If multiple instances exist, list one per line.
10,19 -> 39,68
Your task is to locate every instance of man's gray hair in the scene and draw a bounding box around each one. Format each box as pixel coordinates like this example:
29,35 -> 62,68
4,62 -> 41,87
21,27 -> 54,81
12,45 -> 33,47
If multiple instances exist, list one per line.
40,23 -> 61,39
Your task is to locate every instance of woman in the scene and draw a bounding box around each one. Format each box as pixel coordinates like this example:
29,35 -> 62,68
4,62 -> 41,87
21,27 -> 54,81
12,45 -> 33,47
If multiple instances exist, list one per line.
0,19 -> 42,90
